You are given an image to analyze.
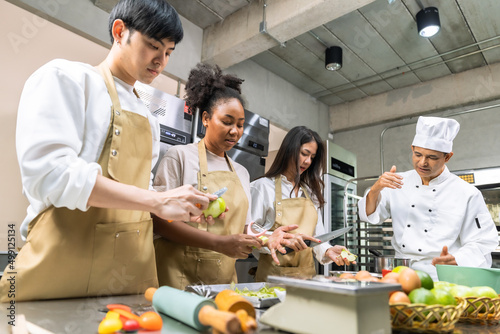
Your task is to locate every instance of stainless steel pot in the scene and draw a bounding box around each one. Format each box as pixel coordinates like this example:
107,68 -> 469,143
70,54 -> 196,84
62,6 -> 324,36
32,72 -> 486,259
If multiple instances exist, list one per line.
373,257 -> 411,273
369,248 -> 411,273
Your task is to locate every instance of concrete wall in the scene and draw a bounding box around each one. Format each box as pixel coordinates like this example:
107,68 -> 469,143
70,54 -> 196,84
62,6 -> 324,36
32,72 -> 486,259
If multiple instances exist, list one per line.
227,60 -> 330,139
330,60 -> 500,132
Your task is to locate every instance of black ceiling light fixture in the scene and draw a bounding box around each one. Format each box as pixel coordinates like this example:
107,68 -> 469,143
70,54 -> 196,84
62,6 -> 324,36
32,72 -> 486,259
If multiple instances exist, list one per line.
325,46 -> 342,71
416,6 -> 440,37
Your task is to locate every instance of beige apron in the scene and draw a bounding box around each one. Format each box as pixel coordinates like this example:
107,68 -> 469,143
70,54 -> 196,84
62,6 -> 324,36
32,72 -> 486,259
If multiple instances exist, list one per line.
255,176 -> 318,282
154,139 -> 248,290
0,63 -> 158,302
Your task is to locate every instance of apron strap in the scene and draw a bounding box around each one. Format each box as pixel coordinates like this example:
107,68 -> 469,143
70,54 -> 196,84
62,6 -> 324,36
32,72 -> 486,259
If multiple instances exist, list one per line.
197,139 -> 235,192
96,62 -> 123,114
273,176 -> 312,230
274,177 -> 284,228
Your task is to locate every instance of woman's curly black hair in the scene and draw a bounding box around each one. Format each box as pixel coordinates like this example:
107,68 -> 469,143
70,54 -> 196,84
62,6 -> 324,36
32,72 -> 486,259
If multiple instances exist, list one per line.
184,63 -> 245,119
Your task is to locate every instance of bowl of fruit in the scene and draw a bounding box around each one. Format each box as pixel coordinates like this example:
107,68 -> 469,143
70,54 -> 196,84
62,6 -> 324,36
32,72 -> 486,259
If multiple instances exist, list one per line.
384,267 -> 467,333
436,265 -> 500,324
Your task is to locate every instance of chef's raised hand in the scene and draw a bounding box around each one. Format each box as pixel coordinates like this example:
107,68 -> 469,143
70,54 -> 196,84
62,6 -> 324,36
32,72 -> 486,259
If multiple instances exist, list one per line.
154,184 -> 217,223
326,246 -> 356,266
372,165 -> 403,192
432,245 -> 457,266
215,234 -> 262,259
365,165 -> 403,216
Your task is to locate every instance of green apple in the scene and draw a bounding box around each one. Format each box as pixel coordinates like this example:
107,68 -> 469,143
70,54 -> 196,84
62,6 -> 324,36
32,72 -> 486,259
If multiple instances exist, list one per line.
202,197 -> 226,218
340,249 -> 357,261
449,285 -> 474,298
471,286 -> 499,299
392,266 -> 409,273
434,281 -> 456,292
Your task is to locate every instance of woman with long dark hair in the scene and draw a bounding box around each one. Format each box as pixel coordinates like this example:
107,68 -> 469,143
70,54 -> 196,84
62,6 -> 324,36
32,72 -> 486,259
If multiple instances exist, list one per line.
250,126 -> 355,281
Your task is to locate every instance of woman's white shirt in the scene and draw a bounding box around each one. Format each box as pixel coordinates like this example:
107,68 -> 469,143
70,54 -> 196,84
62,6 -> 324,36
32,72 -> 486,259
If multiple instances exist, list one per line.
250,176 -> 332,264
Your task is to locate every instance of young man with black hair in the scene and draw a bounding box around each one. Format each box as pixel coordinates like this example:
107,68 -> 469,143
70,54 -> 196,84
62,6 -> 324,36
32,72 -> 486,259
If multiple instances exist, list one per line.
0,0 -> 215,302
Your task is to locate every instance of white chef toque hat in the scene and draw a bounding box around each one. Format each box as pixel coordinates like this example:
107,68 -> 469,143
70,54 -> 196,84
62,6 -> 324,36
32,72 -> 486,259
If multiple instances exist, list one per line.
412,116 -> 460,153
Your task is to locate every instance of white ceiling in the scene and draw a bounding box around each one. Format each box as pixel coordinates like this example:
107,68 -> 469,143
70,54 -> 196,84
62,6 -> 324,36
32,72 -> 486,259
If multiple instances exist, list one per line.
93,0 -> 500,107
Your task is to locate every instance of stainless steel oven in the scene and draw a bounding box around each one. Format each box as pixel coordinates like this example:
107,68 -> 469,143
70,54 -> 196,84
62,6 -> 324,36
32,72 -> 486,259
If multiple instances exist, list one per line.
134,82 -> 193,176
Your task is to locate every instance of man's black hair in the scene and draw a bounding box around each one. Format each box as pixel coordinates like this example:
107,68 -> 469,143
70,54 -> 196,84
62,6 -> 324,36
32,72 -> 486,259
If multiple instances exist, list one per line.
108,0 -> 183,44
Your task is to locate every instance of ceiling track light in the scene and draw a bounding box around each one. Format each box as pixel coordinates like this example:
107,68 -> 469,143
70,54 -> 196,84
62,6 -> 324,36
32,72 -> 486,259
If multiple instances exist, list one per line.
325,46 -> 342,71
416,6 -> 441,38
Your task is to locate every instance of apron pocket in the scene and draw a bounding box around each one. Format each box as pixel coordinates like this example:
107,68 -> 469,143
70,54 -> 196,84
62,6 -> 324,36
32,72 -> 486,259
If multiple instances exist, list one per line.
114,229 -> 140,264
87,218 -> 156,296
270,266 -> 315,278
184,251 -> 231,285
195,257 -> 221,284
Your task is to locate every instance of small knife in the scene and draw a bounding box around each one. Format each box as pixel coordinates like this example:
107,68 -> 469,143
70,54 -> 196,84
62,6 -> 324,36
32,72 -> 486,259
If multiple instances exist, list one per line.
283,226 -> 352,254
212,187 -> 228,198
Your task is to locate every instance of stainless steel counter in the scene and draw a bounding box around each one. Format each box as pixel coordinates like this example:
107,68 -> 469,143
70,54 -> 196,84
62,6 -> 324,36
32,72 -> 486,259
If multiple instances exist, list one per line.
0,294 -> 498,334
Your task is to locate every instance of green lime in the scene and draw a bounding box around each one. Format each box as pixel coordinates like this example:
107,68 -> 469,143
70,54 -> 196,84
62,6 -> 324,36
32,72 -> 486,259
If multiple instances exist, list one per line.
431,288 -> 456,305
415,270 -> 434,290
392,266 -> 409,273
409,287 -> 437,305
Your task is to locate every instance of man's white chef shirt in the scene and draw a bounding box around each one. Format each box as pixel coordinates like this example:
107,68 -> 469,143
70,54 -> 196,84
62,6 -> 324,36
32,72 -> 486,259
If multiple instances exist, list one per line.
358,166 -> 498,280
17,59 -> 160,239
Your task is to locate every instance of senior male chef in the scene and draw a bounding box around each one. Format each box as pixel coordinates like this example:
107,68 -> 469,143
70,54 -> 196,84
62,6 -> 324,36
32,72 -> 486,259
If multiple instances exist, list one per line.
358,116 -> 498,281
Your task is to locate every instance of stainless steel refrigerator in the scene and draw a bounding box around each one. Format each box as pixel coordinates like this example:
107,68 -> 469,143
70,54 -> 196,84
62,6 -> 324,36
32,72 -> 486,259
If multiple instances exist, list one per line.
322,141 -> 358,275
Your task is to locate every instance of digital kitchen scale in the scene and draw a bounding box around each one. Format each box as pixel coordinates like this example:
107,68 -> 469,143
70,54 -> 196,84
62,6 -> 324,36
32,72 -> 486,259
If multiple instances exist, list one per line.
260,275 -> 401,334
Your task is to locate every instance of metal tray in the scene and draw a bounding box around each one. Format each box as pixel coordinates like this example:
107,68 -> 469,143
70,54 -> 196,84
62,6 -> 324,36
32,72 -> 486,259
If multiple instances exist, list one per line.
330,270 -> 382,278
187,282 -> 282,309
268,275 -> 401,296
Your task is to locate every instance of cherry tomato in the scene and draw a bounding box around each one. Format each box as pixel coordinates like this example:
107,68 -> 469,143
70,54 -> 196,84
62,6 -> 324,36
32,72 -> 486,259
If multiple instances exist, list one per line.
122,319 -> 140,331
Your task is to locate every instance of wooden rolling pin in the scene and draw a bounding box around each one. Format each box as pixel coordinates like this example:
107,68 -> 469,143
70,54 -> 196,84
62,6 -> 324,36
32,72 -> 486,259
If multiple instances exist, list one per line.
145,287 -> 241,334
214,289 -> 256,318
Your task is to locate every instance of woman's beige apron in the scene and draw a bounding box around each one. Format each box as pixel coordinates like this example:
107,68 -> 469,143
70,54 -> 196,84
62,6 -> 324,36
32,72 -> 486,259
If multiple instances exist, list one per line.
255,176 -> 318,282
154,139 -> 248,290
0,63 -> 158,302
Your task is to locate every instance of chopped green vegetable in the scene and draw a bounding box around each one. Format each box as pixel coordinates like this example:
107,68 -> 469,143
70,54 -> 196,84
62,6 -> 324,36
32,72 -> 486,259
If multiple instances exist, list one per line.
233,286 -> 285,299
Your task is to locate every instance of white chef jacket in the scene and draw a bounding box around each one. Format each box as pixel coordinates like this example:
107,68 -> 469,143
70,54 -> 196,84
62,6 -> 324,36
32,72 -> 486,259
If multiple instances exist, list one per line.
250,176 -> 333,264
358,166 -> 498,281
17,59 -> 160,240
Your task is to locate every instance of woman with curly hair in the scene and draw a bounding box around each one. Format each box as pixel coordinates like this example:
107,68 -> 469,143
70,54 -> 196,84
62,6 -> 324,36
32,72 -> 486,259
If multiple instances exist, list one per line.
250,126 -> 356,281
153,63 -> 263,289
